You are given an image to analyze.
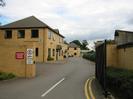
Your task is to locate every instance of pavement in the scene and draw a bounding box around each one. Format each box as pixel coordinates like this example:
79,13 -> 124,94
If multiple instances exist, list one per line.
0,57 -> 95,99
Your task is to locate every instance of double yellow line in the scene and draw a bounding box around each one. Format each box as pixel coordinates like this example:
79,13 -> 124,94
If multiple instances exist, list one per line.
85,76 -> 95,99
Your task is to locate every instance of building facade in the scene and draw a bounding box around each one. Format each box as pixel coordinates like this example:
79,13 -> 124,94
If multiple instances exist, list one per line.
0,16 -> 65,63
68,43 -> 80,57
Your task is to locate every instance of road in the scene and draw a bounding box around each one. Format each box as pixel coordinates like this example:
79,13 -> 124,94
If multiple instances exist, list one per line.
0,57 -> 95,99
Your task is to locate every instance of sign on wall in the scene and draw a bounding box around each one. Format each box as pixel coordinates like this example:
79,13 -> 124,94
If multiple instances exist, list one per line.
27,48 -> 33,64
16,52 -> 24,59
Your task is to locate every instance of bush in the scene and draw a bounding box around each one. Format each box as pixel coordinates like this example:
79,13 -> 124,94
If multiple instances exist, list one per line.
82,51 -> 96,62
0,72 -> 15,80
47,56 -> 54,61
107,67 -> 133,99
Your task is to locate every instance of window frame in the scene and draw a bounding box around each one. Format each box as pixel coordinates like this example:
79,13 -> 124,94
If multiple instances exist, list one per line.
31,29 -> 39,38
4,30 -> 12,39
18,30 -> 25,39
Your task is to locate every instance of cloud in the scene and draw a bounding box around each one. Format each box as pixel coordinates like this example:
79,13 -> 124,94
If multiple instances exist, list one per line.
0,0 -> 133,42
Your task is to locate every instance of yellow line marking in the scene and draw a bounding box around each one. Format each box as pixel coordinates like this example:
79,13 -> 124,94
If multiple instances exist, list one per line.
89,78 -> 95,99
85,79 -> 90,99
85,76 -> 95,99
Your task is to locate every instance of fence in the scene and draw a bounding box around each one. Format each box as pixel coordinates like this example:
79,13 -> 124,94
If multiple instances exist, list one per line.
95,40 -> 108,97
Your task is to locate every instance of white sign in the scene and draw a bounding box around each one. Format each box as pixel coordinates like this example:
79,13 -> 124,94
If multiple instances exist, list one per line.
27,48 -> 33,64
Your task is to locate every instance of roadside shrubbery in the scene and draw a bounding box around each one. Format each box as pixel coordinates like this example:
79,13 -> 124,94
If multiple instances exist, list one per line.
0,72 -> 15,80
82,51 -> 96,62
47,56 -> 54,61
107,67 -> 133,99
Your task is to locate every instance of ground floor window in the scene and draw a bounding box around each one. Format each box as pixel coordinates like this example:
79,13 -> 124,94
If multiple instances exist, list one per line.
74,53 -> 77,55
35,48 -> 39,56
53,49 -> 55,56
48,48 -> 51,57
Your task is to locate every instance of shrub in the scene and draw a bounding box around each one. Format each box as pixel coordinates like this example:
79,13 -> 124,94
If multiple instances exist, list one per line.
82,51 -> 96,62
47,56 -> 54,61
107,67 -> 133,99
0,72 -> 15,80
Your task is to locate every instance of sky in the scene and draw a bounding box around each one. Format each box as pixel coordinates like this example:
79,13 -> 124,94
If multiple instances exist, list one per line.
1,0 -> 133,42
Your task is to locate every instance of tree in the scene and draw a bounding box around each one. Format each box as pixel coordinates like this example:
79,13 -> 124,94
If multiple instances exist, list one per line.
71,40 -> 82,47
82,40 -> 89,50
0,0 -> 5,7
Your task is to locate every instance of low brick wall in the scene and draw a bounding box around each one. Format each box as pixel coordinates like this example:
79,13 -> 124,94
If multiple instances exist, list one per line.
0,44 -> 36,78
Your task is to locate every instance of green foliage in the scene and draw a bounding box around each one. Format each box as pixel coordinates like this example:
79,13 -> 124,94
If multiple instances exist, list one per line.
71,40 -> 89,50
82,40 -> 88,50
107,67 -> 133,99
0,72 -> 15,80
82,51 -> 95,62
47,56 -> 54,61
71,40 -> 82,47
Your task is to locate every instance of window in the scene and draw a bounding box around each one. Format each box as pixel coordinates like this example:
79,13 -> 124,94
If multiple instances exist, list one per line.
18,30 -> 25,38
35,48 -> 38,56
53,49 -> 55,56
59,50 -> 61,56
31,30 -> 39,38
74,48 -> 77,50
5,30 -> 12,39
74,53 -> 77,55
48,30 -> 52,39
48,48 -> 51,57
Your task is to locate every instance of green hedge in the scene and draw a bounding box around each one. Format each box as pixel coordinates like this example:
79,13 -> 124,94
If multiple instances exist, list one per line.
47,56 -> 54,61
0,72 -> 15,80
107,67 -> 133,99
82,51 -> 95,62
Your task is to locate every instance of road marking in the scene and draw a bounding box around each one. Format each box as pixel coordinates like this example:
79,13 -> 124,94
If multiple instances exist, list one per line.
41,78 -> 65,98
89,78 -> 95,99
85,79 -> 90,99
85,76 -> 95,99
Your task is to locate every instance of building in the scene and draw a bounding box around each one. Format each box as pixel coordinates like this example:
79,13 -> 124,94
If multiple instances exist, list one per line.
62,41 -> 69,58
106,30 -> 133,70
68,43 -> 80,57
115,30 -> 133,45
0,16 -> 65,63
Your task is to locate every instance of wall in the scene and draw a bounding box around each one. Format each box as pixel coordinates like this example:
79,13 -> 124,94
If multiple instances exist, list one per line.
118,47 -> 133,70
46,29 -> 64,61
106,44 -> 118,67
0,43 -> 36,78
106,44 -> 133,70
68,48 -> 80,57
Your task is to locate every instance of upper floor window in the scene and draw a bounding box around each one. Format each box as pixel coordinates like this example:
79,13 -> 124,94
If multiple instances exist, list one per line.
74,48 -> 77,50
4,30 -> 12,39
31,30 -> 39,38
18,30 -> 25,38
48,30 -> 52,39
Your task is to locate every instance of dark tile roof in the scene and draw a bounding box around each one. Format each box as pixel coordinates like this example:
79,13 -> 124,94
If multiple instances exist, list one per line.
69,43 -> 80,48
54,29 -> 59,34
115,30 -> 133,36
0,16 -> 65,38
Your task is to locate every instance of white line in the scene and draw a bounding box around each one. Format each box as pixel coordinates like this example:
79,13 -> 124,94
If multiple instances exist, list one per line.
41,78 -> 65,98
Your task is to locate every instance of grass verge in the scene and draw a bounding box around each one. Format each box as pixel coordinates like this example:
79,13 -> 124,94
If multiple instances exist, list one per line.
107,67 -> 133,99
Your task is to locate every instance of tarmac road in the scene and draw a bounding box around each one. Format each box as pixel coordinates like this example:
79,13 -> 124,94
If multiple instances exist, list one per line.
0,57 -> 95,99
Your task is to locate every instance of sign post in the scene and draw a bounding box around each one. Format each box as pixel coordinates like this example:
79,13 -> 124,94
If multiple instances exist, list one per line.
27,48 -> 34,64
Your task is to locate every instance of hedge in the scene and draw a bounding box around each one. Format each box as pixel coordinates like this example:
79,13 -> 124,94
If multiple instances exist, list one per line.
82,51 -> 95,62
107,67 -> 133,99
0,72 -> 15,80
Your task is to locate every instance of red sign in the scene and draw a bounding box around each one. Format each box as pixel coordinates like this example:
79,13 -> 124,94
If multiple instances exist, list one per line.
16,52 -> 24,59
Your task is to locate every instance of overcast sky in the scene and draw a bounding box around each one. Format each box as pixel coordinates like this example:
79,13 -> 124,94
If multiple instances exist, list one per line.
1,0 -> 133,42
